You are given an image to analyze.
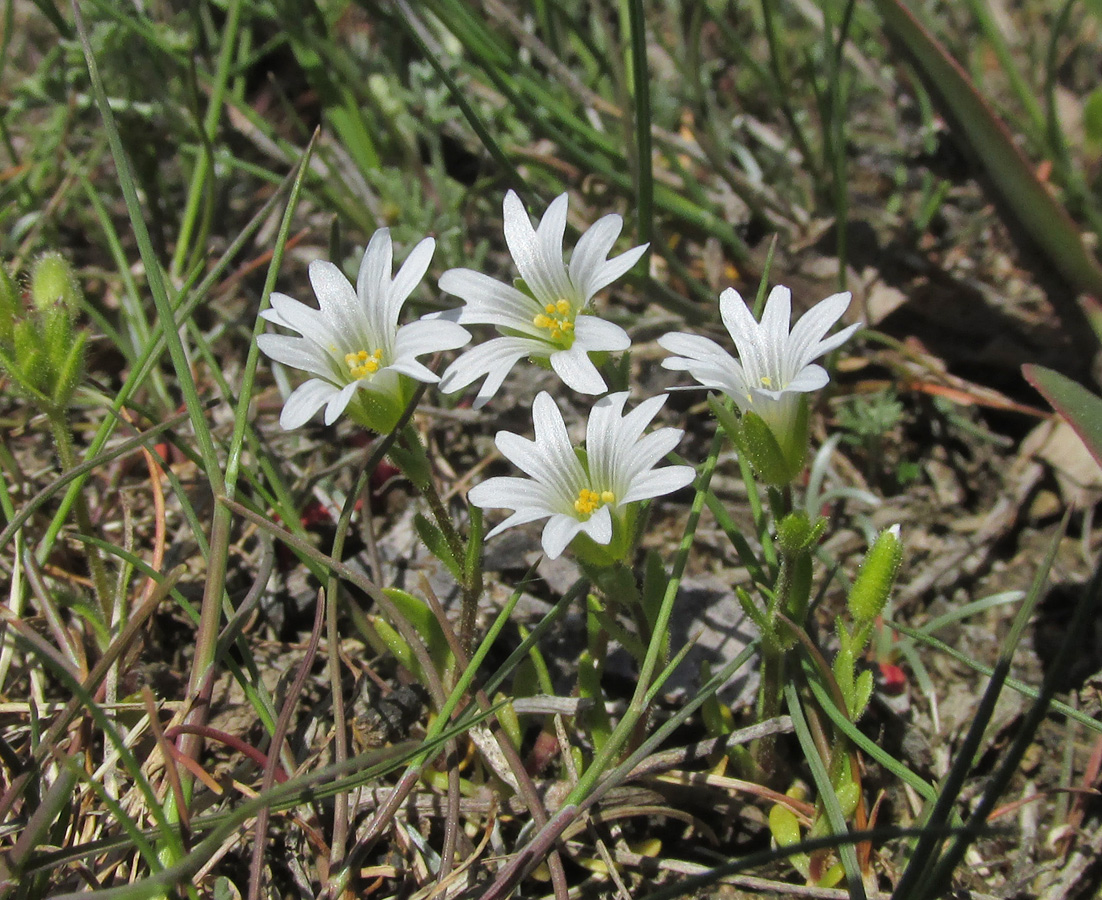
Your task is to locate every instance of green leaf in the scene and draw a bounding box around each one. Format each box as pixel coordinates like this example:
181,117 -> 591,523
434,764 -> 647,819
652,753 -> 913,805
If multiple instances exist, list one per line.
382,588 -> 454,678
414,512 -> 463,582
1022,364 -> 1102,469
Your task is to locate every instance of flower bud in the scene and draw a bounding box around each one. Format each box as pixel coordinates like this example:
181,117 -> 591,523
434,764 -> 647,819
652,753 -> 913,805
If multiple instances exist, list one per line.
847,525 -> 902,625
30,251 -> 82,314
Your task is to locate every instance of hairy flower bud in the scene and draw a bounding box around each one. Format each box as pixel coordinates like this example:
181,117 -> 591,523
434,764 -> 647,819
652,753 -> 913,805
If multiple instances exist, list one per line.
30,251 -> 82,314
847,525 -> 903,625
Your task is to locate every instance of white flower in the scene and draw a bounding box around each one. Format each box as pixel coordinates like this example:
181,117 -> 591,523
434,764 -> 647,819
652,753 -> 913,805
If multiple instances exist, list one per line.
468,391 -> 695,560
437,191 -> 648,407
258,229 -> 470,431
658,285 -> 860,435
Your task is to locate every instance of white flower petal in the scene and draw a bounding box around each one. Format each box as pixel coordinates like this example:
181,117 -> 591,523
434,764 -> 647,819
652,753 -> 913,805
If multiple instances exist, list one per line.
541,514 -> 586,560
622,427 -> 684,479
393,318 -> 470,359
530,393 -> 588,499
534,193 -> 573,301
310,260 -> 360,334
388,236 -> 435,318
550,346 -> 608,395
256,333 -> 336,380
387,358 -> 439,383
580,505 -> 613,545
267,291 -> 325,340
620,466 -> 696,504
357,229 -> 393,324
483,507 -> 554,540
573,315 -> 631,352
469,476 -> 555,513
583,242 -> 648,300
324,381 -> 360,425
438,268 -> 544,335
504,191 -> 569,304
279,379 -> 337,430
782,364 -> 830,394
438,336 -> 540,395
568,213 -> 621,286
785,291 -> 849,364
585,392 -> 631,492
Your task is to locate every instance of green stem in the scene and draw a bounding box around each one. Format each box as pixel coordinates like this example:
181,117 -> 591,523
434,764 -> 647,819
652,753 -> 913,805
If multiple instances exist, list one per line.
47,409 -> 112,619
170,0 -> 244,279
396,426 -> 482,652
565,429 -> 720,806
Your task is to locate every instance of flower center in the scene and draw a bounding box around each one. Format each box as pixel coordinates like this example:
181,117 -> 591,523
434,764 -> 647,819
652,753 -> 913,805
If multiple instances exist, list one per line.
533,299 -> 576,342
574,487 -> 615,517
760,375 -> 773,388
346,348 -> 384,379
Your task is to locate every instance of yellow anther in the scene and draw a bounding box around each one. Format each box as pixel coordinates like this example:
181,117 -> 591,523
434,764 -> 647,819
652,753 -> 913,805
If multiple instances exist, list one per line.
533,300 -> 577,343
346,349 -> 383,379
760,375 -> 773,388
574,488 -> 615,517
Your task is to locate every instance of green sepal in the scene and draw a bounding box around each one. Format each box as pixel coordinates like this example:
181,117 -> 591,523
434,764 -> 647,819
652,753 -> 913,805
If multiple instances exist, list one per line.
414,512 -> 462,582
833,773 -> 862,819
50,329 -> 86,408
739,408 -> 808,486
852,669 -> 874,720
707,392 -> 741,443
13,318 -> 48,396
347,386 -> 409,437
833,622 -> 856,709
585,592 -> 646,662
776,512 -> 814,556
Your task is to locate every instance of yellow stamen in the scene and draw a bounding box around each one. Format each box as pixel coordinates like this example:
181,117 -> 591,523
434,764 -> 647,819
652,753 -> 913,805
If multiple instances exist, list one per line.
346,348 -> 384,379
532,298 -> 577,343
574,487 -> 615,517
760,375 -> 773,388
